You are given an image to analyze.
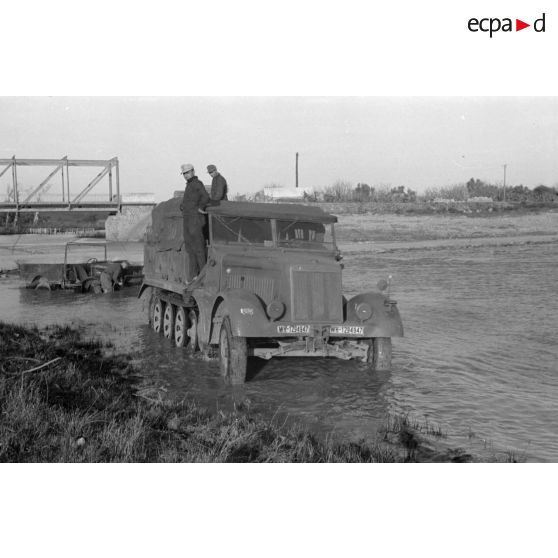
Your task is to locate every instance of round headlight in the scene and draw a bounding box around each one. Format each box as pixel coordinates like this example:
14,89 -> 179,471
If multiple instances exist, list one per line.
377,279 -> 388,292
355,302 -> 373,321
266,300 -> 285,321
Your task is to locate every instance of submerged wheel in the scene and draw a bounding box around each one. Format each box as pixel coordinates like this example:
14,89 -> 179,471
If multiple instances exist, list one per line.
186,309 -> 199,353
83,278 -> 102,294
174,306 -> 188,347
144,288 -> 155,325
32,276 -> 51,290
163,303 -> 175,339
152,298 -> 164,334
367,337 -> 392,371
175,307 -> 198,351
219,316 -> 247,385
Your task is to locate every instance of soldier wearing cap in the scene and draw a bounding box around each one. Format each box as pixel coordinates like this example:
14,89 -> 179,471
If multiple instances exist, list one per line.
180,163 -> 210,281
207,164 -> 228,202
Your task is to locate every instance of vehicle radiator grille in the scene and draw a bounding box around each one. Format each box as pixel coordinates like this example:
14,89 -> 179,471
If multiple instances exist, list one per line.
226,274 -> 275,301
291,269 -> 343,322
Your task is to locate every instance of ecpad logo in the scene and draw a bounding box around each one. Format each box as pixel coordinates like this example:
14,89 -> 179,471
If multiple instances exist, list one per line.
468,13 -> 546,37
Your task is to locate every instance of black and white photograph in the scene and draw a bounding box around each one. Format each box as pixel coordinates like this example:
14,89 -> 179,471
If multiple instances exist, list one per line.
1,95 -> 557,464
1,1 -> 557,557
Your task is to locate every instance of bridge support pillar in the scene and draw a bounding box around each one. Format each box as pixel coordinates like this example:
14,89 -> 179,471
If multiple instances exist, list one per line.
105,205 -> 153,242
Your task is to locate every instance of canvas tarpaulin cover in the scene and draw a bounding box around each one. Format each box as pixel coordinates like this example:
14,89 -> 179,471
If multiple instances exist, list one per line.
144,196 -> 190,284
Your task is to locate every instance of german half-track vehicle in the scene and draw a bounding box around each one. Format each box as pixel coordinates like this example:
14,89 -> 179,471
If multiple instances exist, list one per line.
139,198 -> 403,384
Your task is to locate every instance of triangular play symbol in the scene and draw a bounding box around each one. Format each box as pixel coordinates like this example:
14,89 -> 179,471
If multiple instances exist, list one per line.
516,19 -> 530,31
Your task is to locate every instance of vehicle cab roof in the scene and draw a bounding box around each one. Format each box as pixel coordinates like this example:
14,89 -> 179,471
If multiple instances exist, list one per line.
207,201 -> 337,223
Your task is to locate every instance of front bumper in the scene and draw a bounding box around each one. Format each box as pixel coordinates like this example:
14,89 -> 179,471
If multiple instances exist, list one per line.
250,336 -> 370,361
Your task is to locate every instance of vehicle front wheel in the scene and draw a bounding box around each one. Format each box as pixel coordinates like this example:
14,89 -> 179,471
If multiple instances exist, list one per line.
219,316 -> 247,384
367,337 -> 392,371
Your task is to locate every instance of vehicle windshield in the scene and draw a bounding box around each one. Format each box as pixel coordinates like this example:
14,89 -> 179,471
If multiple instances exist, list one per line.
276,220 -> 333,249
211,215 -> 335,249
212,216 -> 273,245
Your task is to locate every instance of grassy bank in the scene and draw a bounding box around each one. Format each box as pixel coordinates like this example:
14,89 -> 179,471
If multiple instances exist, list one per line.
335,210 -> 558,243
306,200 -> 558,216
0,322 -> 482,463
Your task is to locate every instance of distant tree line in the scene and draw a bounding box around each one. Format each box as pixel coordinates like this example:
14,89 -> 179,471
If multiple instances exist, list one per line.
232,178 -> 558,204
464,178 -> 557,202
301,181 -> 417,203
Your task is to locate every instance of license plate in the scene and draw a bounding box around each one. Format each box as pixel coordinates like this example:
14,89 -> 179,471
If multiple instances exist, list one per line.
277,325 -> 311,334
329,325 -> 364,335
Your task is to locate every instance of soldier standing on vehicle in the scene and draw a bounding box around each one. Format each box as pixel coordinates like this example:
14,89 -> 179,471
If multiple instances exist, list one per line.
100,260 -> 129,293
180,163 -> 210,281
207,164 -> 228,201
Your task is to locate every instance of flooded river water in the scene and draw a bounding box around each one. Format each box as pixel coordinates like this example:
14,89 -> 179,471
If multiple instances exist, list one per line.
1,242 -> 557,461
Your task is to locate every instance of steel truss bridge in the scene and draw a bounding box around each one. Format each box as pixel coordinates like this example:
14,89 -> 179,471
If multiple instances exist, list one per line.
0,157 -> 154,214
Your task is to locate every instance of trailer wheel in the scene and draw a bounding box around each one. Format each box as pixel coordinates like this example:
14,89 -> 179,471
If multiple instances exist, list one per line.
163,303 -> 175,339
83,278 -> 101,294
33,276 -> 51,291
219,316 -> 247,385
152,298 -> 164,334
367,337 -> 392,371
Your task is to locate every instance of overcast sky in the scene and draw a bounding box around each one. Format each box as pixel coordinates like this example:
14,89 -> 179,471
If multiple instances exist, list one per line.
1,96 -> 557,202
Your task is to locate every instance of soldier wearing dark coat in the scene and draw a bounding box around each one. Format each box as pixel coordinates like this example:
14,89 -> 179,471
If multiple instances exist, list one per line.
207,164 -> 228,201
180,163 -> 210,281
100,261 -> 128,293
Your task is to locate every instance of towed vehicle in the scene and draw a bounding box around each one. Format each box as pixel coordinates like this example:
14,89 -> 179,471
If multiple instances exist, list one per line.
18,240 -> 143,292
139,199 -> 403,384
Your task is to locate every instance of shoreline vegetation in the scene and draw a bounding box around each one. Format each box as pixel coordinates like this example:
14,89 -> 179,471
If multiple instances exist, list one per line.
2,201 -> 558,235
1,205 -> 557,274
0,321 -> 515,463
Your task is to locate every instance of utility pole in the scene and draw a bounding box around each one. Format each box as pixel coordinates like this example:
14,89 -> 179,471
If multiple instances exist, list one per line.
295,152 -> 299,188
503,164 -> 507,202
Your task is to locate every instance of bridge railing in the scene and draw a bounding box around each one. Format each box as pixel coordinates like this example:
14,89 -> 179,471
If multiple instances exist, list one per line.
0,156 -> 121,212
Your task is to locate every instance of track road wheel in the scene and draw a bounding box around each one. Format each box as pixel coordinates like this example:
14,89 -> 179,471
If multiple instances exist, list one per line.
367,337 -> 392,371
146,288 -> 157,325
219,316 -> 247,385
175,307 -> 198,351
174,306 -> 187,347
186,310 -> 199,353
163,303 -> 175,339
152,298 -> 164,334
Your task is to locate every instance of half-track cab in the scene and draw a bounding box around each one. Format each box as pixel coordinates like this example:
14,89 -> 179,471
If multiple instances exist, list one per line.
140,198 -> 403,384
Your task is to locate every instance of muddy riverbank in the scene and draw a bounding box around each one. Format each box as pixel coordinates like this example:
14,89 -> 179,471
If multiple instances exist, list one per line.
1,322 -> 470,462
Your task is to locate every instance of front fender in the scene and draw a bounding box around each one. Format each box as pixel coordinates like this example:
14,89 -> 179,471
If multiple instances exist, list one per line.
210,289 -> 269,340
345,292 -> 404,337
190,289 -> 216,346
